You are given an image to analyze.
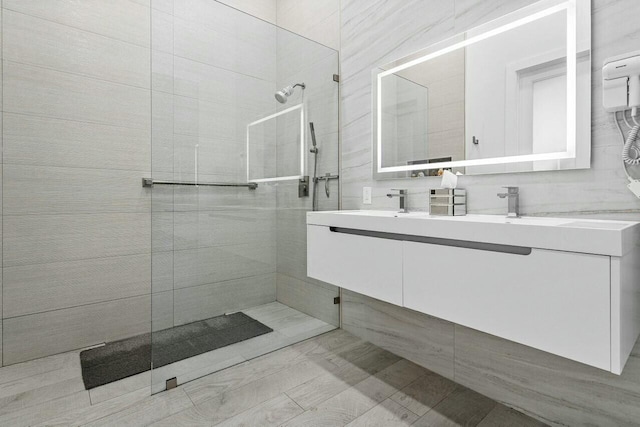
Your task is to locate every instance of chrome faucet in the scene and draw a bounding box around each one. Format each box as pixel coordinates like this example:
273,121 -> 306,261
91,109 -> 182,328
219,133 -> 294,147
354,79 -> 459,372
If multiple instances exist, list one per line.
497,186 -> 519,218
387,189 -> 408,213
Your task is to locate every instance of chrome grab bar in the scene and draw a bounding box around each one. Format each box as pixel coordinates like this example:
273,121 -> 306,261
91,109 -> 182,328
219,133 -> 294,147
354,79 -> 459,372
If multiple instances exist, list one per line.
142,178 -> 258,190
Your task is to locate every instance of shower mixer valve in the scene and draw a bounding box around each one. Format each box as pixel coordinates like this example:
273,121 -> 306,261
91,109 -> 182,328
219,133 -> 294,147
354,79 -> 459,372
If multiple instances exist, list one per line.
315,172 -> 340,197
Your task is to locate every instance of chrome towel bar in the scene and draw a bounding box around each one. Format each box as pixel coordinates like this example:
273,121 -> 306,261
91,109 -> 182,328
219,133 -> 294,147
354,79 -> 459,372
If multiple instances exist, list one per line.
142,178 -> 257,190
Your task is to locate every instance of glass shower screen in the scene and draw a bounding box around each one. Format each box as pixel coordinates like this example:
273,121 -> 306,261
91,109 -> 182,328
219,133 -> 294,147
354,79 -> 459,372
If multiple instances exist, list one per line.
149,2 -> 340,394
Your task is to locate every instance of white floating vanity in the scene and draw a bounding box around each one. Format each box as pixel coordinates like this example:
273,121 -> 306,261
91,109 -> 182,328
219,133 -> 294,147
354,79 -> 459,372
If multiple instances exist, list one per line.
307,210 -> 640,374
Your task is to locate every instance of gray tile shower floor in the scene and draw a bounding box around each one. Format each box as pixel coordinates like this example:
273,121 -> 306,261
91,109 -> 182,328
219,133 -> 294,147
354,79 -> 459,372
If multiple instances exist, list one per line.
0,302 -> 546,426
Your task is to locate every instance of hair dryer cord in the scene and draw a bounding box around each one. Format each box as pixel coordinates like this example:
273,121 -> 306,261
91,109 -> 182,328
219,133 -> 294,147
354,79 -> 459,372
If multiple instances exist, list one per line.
623,125 -> 640,165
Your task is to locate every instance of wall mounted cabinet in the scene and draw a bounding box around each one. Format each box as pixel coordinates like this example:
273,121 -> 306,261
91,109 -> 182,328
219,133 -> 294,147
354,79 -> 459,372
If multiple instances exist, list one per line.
307,210 -> 640,374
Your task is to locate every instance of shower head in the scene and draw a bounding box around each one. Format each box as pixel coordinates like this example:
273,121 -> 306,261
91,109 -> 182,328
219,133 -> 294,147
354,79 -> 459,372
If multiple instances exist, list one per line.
275,83 -> 305,104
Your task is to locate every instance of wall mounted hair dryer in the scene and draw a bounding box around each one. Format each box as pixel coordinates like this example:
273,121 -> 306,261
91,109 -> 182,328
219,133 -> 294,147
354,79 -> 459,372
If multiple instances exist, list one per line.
604,50 -> 640,198
603,50 -> 640,113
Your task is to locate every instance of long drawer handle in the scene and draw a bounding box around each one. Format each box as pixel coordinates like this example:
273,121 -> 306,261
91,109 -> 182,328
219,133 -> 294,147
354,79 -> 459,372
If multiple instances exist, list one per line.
329,227 -> 532,255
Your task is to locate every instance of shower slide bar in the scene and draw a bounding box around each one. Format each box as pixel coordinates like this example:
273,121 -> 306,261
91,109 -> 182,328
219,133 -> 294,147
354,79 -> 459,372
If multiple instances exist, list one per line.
142,178 -> 258,190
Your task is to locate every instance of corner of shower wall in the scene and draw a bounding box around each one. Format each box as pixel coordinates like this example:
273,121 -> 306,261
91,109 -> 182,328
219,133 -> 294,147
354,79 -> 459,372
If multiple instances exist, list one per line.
272,18 -> 341,329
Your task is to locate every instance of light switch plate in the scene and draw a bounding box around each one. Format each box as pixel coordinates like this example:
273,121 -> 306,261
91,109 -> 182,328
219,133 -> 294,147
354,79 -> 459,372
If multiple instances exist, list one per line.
363,187 -> 372,204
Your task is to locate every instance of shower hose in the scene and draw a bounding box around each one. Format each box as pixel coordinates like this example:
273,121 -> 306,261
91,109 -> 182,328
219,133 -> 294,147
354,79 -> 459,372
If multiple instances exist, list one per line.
623,124 -> 640,165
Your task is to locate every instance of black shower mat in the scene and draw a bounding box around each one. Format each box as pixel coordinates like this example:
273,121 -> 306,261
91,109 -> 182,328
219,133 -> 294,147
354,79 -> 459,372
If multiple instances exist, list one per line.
79,312 -> 273,390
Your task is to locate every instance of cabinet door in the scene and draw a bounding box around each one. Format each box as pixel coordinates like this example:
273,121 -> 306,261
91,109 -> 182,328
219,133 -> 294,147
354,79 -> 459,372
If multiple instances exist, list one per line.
403,241 -> 611,370
307,225 -> 403,305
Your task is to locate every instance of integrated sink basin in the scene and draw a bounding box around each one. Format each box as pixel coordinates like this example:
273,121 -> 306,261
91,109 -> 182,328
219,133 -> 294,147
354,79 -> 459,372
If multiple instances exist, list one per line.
307,209 -> 640,374
307,210 -> 639,256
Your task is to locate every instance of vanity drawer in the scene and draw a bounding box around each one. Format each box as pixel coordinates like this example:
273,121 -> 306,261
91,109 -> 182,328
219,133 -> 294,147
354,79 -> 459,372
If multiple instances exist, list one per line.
403,241 -> 611,370
307,225 -> 403,305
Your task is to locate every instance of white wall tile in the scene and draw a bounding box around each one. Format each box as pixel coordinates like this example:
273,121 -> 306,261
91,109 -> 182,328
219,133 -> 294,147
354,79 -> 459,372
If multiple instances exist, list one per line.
4,62 -> 150,130
3,113 -> 150,171
173,243 -> 276,289
4,213 -> 150,267
152,291 -> 174,332
152,50 -> 173,94
173,209 -> 275,250
3,0 -> 151,48
151,0 -> 173,14
173,273 -> 276,325
152,251 -> 174,294
217,0 -> 277,24
3,295 -> 151,365
342,290 -> 455,380
276,273 -> 339,327
176,0 -> 275,33
454,324 -> 640,426
173,15 -> 275,81
277,0 -> 340,50
3,254 -> 151,318
3,10 -> 150,88
3,165 -> 150,215
152,9 -> 173,54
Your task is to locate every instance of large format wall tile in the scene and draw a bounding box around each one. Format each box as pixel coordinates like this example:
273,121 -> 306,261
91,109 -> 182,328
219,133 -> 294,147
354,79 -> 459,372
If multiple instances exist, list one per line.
3,10 -> 150,88
151,0 -> 173,14
173,209 -> 275,250
173,273 -> 276,325
276,208 -> 308,281
152,251 -> 174,294
173,243 -> 276,289
3,254 -> 151,318
3,295 -> 151,365
341,290 -> 455,380
173,95 -> 265,143
173,134 -> 247,180
3,0 -> 151,48
174,0 -> 275,46
173,14 -> 275,81
3,113 -> 150,171
152,291 -> 174,332
277,0 -> 340,50
3,213 -> 150,267
4,62 -> 150,130
151,90 -> 174,174
3,165 -> 149,215
151,8 -> 173,54
454,325 -> 640,426
173,56 -> 273,110
217,0 -> 276,24
276,273 -> 339,327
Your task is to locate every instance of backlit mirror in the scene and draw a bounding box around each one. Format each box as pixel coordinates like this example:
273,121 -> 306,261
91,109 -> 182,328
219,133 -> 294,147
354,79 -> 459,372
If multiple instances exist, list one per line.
373,0 -> 591,178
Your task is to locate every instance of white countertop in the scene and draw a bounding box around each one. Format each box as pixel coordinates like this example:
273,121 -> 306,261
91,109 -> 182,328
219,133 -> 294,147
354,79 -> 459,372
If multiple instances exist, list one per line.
307,210 -> 640,256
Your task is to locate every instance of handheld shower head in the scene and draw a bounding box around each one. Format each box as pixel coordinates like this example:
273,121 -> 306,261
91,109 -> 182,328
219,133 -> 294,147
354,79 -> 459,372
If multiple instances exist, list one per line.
275,83 -> 305,104
309,122 -> 317,147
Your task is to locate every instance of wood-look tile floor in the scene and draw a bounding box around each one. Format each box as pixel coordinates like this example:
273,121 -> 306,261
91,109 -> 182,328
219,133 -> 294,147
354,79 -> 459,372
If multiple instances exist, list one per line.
0,316 -> 548,426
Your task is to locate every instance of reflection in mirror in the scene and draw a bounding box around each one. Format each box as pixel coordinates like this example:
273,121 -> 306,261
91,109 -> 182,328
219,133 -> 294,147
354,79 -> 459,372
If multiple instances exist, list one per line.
373,0 -> 590,179
247,103 -> 305,182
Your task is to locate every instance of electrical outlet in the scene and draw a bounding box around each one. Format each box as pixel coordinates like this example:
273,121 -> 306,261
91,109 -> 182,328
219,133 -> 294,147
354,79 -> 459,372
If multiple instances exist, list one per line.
363,187 -> 372,204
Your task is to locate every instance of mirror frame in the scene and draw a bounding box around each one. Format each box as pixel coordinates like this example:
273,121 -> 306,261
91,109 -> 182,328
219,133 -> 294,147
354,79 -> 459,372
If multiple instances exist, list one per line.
372,0 -> 590,178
